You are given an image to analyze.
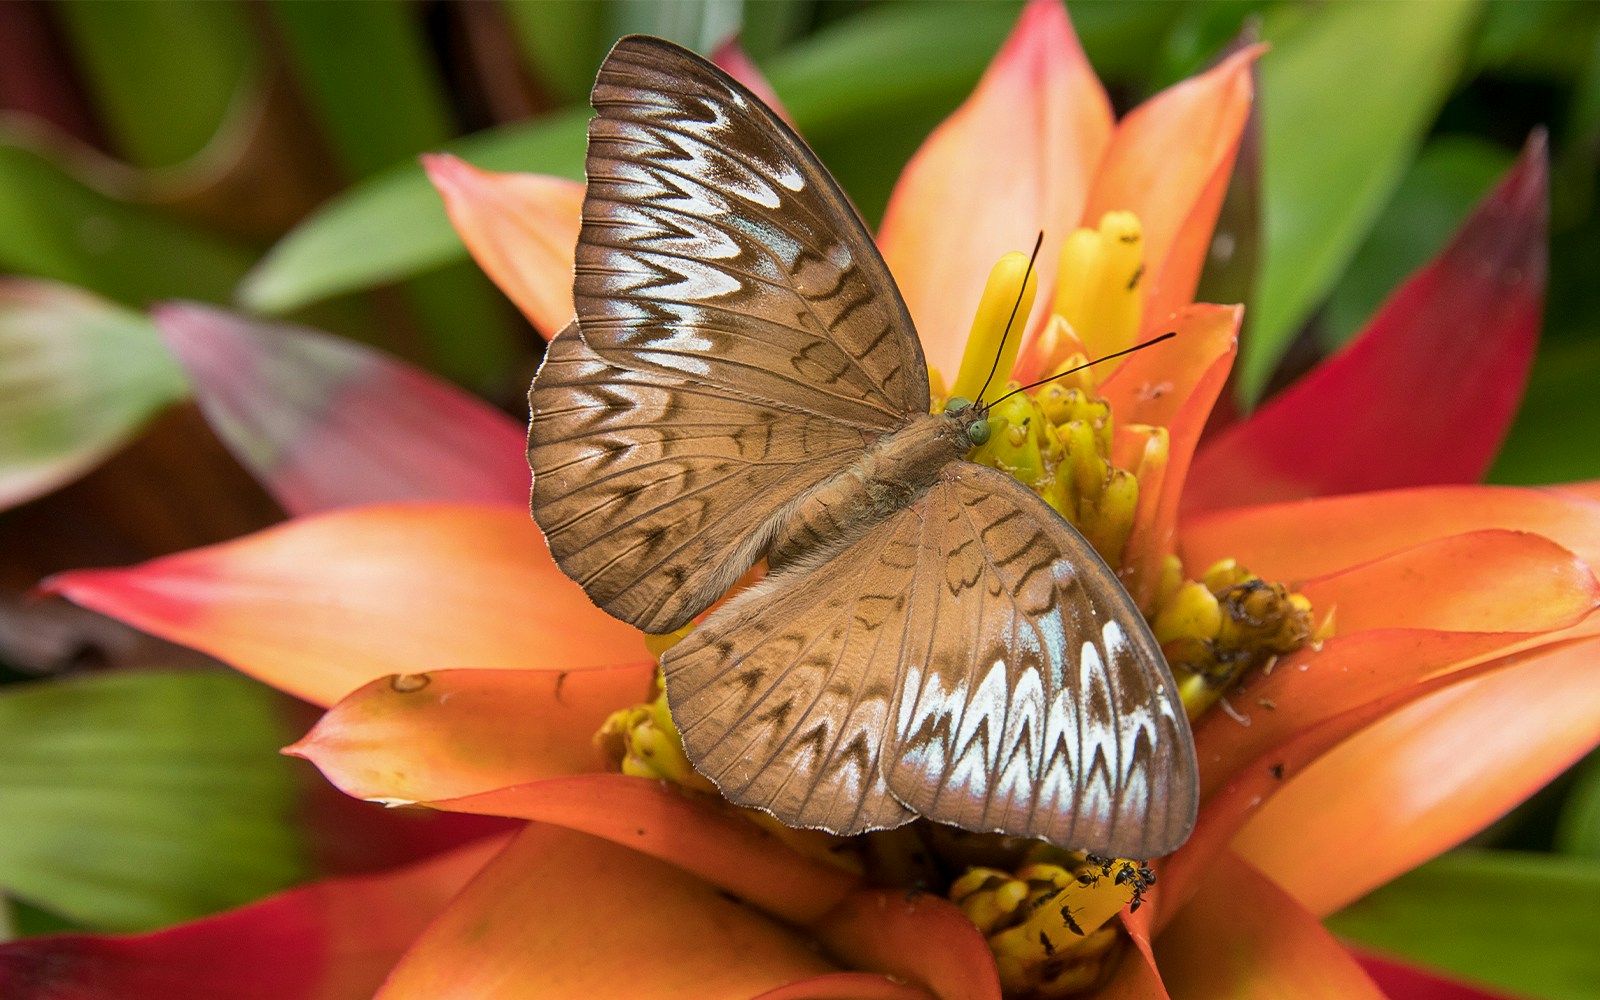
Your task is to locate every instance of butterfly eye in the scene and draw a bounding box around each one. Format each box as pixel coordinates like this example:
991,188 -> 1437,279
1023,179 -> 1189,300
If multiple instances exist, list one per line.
943,396 -> 973,415
967,418 -> 991,446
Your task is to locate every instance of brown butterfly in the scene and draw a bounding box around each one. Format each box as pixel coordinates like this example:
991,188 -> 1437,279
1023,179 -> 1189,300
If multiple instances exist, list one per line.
529,36 -> 1198,858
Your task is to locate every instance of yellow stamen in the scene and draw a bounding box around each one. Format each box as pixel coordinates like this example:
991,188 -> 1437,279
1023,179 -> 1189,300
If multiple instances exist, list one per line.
969,392 -> 1051,490
1052,212 -> 1145,362
1149,558 -> 1321,719
642,623 -> 695,659
927,362 -> 949,404
950,857 -> 1148,997
1152,581 -> 1223,645
1081,468 -> 1138,568
1124,425 -> 1169,611
595,682 -> 718,793
949,250 -> 1039,402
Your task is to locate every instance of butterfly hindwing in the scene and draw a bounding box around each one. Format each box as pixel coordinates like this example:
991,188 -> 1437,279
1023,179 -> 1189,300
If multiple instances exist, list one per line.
530,323 -> 872,634
575,36 -> 929,431
660,509 -> 928,836
884,465 -> 1197,859
663,463 -> 1197,857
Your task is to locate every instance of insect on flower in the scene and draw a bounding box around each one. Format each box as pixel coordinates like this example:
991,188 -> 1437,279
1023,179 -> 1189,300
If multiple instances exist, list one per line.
527,35 -> 1198,859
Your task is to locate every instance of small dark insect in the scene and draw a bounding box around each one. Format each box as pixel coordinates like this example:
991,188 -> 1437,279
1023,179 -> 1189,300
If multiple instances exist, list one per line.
1060,904 -> 1086,937
1113,861 -> 1158,912
1269,762 -> 1286,780
1039,930 -> 1058,957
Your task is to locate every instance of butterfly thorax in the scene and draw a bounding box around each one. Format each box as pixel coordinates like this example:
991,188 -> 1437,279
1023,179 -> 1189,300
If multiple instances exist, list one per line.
765,410 -> 977,569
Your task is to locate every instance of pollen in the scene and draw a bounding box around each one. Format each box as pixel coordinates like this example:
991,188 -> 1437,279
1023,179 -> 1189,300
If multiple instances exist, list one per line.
595,674 -> 719,793
949,250 -> 1039,402
1052,212 -> 1145,363
966,376 -> 1138,570
596,665 -> 862,874
642,622 -> 696,658
949,854 -> 1147,997
1149,558 -> 1321,718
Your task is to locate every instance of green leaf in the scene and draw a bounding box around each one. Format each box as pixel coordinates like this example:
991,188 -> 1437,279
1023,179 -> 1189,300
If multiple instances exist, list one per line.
610,0 -> 742,52
269,0 -> 455,179
1327,849 -> 1600,1000
268,0 -> 518,383
761,2 -> 1015,224
1242,0 -> 1481,404
1321,135 -> 1515,350
505,0 -> 613,104
1556,752 -> 1600,859
0,670 -> 310,932
1489,334 -> 1600,484
0,141 -> 256,305
239,2 -> 1018,315
0,281 -> 188,511
236,108 -> 589,316
54,0 -> 257,169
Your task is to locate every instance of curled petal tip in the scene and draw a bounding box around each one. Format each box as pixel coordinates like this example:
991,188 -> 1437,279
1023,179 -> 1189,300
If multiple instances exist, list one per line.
427,156 -> 584,336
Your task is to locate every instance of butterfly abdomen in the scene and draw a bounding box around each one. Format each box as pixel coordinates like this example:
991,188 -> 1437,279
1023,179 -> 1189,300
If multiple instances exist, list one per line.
766,411 -> 970,569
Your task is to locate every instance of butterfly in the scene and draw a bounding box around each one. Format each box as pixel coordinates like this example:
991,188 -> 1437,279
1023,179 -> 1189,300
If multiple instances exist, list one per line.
528,35 -> 1198,858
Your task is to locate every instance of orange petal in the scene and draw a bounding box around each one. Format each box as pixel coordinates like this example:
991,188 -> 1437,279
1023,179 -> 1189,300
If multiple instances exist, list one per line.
1232,638 -> 1600,916
1084,47 -> 1261,330
1112,303 -> 1241,601
812,890 -> 1001,1000
46,504 -> 642,707
290,667 -> 653,799
1166,626 -> 1599,923
375,823 -> 835,1000
1094,938 -> 1170,1000
1180,484 -> 1600,583
877,0 -> 1112,379
424,154 -> 583,338
0,835 -> 505,1000
1191,629 -> 1572,804
754,973 -> 933,1000
1554,480 -> 1600,504
1297,529 -> 1599,635
427,775 -> 860,926
1154,851 -> 1385,1000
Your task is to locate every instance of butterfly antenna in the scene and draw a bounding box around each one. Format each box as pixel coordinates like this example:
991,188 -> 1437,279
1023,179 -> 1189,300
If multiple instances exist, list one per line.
975,231 -> 1045,407
988,331 -> 1178,408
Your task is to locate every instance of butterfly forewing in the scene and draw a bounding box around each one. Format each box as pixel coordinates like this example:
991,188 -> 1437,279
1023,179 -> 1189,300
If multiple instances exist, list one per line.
883,466 -> 1197,859
530,323 -> 871,633
575,36 -> 929,431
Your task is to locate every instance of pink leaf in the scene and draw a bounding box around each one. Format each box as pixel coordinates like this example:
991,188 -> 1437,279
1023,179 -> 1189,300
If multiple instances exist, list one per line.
155,303 -> 527,515
0,837 -> 505,1000
1186,133 -> 1547,512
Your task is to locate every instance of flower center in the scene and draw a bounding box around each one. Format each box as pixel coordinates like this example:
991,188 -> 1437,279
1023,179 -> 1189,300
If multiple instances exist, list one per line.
598,221 -> 1326,999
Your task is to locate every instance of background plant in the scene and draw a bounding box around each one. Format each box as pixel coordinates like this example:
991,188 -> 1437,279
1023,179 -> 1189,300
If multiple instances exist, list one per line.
0,2 -> 1597,997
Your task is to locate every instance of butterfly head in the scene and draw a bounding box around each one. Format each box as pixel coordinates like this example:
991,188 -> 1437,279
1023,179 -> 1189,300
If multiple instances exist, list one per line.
941,396 -> 992,447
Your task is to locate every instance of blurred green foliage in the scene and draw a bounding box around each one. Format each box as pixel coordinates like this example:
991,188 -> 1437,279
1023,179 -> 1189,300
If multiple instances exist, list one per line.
0,2 -> 1597,993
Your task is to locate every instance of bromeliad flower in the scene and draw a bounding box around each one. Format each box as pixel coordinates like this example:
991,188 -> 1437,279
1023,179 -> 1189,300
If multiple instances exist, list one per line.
4,2 -> 1596,998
